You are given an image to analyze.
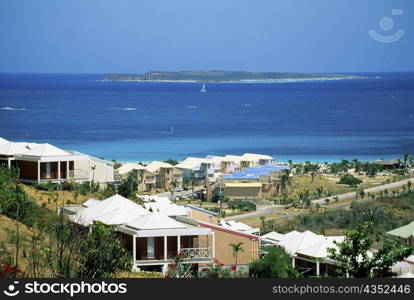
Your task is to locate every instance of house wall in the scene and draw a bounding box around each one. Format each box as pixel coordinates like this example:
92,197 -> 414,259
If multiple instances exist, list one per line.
188,209 -> 218,225
223,186 -> 262,199
199,226 -> 260,266
75,159 -> 114,184
177,168 -> 193,180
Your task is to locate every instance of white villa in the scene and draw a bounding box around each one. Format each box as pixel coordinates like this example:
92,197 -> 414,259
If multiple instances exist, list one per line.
261,230 -> 344,276
66,194 -> 215,273
175,157 -> 215,181
240,153 -> 274,167
116,161 -> 183,191
0,137 -> 115,185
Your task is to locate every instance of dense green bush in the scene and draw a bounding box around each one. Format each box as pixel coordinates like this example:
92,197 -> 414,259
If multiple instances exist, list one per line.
249,246 -> 298,278
78,222 -> 131,278
35,181 -> 59,191
228,200 -> 256,212
337,174 -> 362,187
0,167 -> 41,226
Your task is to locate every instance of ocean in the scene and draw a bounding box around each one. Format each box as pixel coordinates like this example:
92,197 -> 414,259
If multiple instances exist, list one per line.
0,72 -> 413,163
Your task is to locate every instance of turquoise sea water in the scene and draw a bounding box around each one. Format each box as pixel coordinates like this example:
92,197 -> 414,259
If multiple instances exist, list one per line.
0,72 -> 413,162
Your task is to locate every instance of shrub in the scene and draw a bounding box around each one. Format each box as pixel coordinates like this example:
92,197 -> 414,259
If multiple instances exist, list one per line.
337,174 -> 362,187
78,222 -> 131,278
0,167 -> 41,226
249,246 -> 298,278
35,181 -> 58,191
228,200 -> 256,212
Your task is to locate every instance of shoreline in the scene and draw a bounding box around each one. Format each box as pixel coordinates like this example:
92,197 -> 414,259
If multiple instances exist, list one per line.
98,75 -> 363,83
114,155 -> 400,164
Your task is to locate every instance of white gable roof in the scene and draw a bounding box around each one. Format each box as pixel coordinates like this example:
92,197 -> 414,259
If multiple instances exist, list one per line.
261,231 -> 287,242
70,194 -> 149,226
126,212 -> 187,230
176,157 -> 212,169
145,161 -> 173,173
205,155 -> 226,164
117,162 -> 145,175
157,204 -> 188,216
279,231 -> 326,255
22,143 -> 70,157
0,142 -> 34,156
139,195 -> 172,204
296,239 -> 338,258
219,219 -> 260,234
82,198 -> 101,207
241,153 -> 274,161
143,201 -> 187,216
0,137 -> 9,147
224,155 -> 243,163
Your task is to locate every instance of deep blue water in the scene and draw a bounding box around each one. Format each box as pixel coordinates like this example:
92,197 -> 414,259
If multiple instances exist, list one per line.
0,72 -> 413,162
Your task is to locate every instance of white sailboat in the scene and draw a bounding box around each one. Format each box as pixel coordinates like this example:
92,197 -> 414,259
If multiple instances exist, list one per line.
200,84 -> 207,93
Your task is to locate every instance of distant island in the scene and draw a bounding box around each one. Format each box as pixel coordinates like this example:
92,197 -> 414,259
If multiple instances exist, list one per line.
102,71 -> 362,83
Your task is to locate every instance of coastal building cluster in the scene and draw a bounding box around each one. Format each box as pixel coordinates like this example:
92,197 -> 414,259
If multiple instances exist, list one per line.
1,136 -> 413,277
0,136 -> 289,200
63,193 -> 260,273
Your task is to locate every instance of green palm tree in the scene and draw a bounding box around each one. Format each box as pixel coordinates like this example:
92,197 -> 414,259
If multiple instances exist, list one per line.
229,242 -> 244,266
277,169 -> 292,195
403,153 -> 409,168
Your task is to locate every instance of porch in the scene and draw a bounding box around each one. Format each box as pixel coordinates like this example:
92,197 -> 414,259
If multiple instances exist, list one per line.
13,154 -> 91,183
117,226 -> 215,271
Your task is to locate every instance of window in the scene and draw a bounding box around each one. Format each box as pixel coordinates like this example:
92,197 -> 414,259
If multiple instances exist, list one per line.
147,237 -> 155,258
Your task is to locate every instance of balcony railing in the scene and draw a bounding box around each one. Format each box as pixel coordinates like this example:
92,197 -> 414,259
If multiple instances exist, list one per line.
114,173 -> 124,181
180,247 -> 212,259
68,169 -> 90,179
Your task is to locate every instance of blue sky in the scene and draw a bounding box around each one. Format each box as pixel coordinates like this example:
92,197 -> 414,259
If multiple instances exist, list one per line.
0,0 -> 413,73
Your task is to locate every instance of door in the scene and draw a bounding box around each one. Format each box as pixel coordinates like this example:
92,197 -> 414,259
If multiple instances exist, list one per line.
46,162 -> 51,179
147,237 -> 155,258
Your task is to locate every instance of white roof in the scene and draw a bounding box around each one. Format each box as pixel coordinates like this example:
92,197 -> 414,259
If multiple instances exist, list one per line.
176,157 -> 212,169
139,195 -> 171,204
144,201 -> 187,216
204,155 -> 226,165
157,204 -> 188,216
279,231 -> 326,255
82,198 -> 101,207
0,142 -> 35,156
69,194 -> 149,226
223,155 -> 243,163
22,143 -> 71,157
117,162 -> 145,175
261,231 -> 287,242
0,137 -> 9,147
126,212 -> 187,230
241,153 -> 274,161
284,230 -> 301,238
275,230 -> 345,259
297,239 -> 338,258
145,161 -> 174,172
220,219 -> 260,234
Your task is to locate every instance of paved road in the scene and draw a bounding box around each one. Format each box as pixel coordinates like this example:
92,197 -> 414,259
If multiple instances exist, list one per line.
225,177 -> 414,223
